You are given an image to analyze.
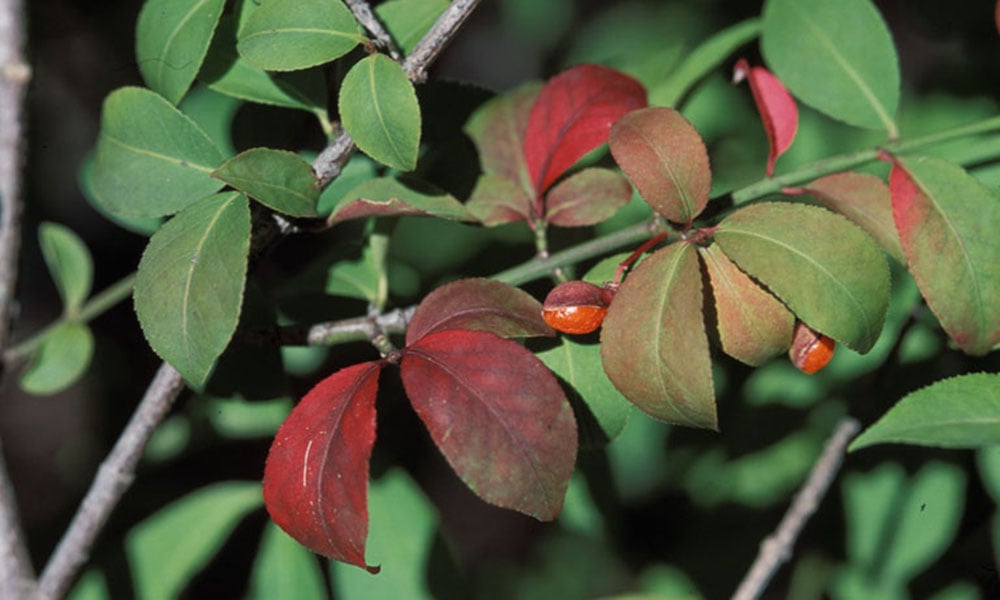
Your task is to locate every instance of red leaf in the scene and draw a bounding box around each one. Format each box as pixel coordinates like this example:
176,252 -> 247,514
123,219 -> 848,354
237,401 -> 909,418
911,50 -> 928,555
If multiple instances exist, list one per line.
609,107 -> 711,226
523,64 -> 647,194
734,58 -> 798,177
263,361 -> 383,570
464,83 -> 540,189
401,329 -> 577,519
405,278 -> 554,345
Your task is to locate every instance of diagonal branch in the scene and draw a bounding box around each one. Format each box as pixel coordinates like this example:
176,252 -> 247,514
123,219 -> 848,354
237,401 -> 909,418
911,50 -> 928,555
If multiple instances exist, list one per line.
732,416 -> 860,600
32,2 -> 486,598
0,0 -> 36,597
345,0 -> 400,60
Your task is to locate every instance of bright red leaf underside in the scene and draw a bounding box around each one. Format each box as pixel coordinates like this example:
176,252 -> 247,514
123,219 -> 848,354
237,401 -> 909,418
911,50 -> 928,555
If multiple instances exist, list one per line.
401,329 -> 577,520
523,64 -> 647,194
734,58 -> 798,177
263,360 -> 383,571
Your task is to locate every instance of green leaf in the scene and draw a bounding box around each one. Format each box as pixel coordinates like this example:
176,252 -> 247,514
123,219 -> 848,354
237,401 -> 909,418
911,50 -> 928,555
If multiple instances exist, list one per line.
127,482 -> 263,600
652,18 -> 762,107
248,522 -> 328,600
200,16 -> 328,112
38,222 -> 93,313
212,148 -> 319,216
977,446 -> 1000,501
600,242 -> 716,429
805,172 -> 905,264
134,192 -> 251,387
331,469 -> 437,599
66,570 -> 110,600
324,241 -> 383,303
19,322 -> 94,396
375,0 -> 449,55
339,54 -> 421,171
328,176 -> 471,224
715,202 -> 890,353
890,156 -> 1000,355
237,0 -> 364,71
884,462 -> 966,581
135,0 -> 226,105
850,373 -> 1000,451
78,152 -> 162,236
178,86 -> 240,157
91,87 -> 226,218
842,463 -> 906,568
538,337 -> 633,443
761,0 -> 900,134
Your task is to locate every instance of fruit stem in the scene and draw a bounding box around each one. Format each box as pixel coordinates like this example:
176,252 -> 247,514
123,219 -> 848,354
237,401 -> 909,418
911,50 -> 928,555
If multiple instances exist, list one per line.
612,232 -> 668,285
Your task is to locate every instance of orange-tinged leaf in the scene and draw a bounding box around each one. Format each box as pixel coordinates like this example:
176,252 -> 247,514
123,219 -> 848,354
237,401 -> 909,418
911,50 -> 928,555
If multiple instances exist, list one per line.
889,157 -> 1000,355
600,242 -> 716,429
700,243 -> 794,366
733,58 -> 798,176
804,172 -> 904,264
263,361 -> 383,571
609,107 -> 711,226
401,330 -> 577,519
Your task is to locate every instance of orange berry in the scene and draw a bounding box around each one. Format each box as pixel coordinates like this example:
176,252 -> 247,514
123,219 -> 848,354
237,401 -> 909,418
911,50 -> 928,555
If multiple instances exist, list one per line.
789,321 -> 835,374
542,281 -> 615,335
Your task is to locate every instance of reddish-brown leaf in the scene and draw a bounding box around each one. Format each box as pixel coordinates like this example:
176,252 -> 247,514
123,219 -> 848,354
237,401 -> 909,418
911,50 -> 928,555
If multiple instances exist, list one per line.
464,83 -> 540,195
466,173 -> 534,226
700,243 -> 794,366
889,157 -> 1000,355
405,278 -> 554,345
804,172 -> 904,264
524,64 -> 646,194
401,329 -> 577,519
609,107 -> 711,227
544,167 -> 633,227
734,58 -> 798,177
263,361 -> 383,570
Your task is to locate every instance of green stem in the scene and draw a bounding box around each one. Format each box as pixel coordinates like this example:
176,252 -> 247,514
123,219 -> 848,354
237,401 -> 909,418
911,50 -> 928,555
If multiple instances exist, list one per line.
731,114 -> 1000,203
6,273 -> 136,360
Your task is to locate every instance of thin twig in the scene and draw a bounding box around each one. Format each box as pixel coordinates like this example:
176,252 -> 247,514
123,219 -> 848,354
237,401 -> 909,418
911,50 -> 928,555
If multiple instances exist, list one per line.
35,363 -> 186,600
0,0 -> 36,597
312,0 -> 483,185
344,0 -> 400,60
731,417 -> 861,600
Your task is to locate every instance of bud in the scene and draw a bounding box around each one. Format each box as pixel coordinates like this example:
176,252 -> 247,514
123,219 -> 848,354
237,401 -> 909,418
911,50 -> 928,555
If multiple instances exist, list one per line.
542,281 -> 615,335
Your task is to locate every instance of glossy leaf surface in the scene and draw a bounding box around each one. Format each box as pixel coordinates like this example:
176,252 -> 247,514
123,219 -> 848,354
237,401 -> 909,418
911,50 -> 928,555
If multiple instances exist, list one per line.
91,87 -> 225,217
609,107 -> 711,226
601,242 -> 716,429
237,0 -> 363,71
544,167 -> 632,227
213,148 -> 319,217
405,278 -> 553,345
733,59 -> 798,177
524,64 -> 647,193
39,222 -> 93,313
127,482 -> 263,600
263,361 -> 383,570
850,373 -> 1000,450
761,0 -> 899,133
715,202 -> 889,353
890,157 -> 1000,355
401,330 -> 577,520
805,172 -> 904,264
537,337 -> 632,442
19,323 -> 94,396
200,16 -> 327,112
329,177 -> 471,224
136,0 -> 225,104
700,243 -> 794,366
339,54 -> 420,171
134,192 -> 250,387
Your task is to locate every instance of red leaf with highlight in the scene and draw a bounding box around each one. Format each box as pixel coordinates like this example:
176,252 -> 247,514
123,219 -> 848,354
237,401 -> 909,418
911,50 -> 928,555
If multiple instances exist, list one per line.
523,64 -> 646,194
405,278 -> 554,345
734,58 -> 798,177
401,329 -> 577,520
263,361 -> 383,571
